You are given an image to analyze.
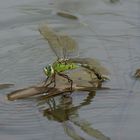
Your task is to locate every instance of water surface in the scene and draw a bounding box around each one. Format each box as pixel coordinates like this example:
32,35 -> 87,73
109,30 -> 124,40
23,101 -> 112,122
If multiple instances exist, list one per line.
0,0 -> 140,140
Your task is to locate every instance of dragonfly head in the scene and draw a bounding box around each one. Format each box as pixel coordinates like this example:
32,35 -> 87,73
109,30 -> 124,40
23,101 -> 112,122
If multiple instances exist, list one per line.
43,65 -> 54,77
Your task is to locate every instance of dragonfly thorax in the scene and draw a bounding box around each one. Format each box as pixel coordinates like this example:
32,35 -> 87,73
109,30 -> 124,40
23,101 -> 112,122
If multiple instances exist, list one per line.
44,61 -> 78,77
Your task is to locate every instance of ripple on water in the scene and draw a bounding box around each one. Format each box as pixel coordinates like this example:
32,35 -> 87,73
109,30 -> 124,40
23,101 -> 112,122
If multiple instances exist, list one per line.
0,94 -> 49,138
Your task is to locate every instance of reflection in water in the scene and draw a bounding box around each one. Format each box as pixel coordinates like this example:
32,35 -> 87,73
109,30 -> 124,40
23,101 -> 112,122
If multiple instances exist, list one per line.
37,92 -> 110,140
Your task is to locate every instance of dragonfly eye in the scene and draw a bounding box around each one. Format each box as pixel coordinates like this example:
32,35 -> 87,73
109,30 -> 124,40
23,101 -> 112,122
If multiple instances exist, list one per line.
44,65 -> 52,76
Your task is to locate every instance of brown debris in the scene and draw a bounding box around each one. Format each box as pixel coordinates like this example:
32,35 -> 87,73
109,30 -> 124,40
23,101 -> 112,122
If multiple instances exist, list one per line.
134,69 -> 140,78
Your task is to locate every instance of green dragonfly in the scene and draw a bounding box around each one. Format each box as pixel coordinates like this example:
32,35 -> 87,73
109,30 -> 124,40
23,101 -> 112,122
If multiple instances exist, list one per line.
39,24 -> 106,91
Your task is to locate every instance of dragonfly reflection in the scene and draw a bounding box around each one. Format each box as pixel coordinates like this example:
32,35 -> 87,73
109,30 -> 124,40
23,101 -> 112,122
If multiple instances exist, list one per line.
37,92 -> 110,140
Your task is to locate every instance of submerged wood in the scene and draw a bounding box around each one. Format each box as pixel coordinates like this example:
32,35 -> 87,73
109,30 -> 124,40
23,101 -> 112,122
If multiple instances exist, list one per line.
57,11 -> 78,20
134,69 -> 140,78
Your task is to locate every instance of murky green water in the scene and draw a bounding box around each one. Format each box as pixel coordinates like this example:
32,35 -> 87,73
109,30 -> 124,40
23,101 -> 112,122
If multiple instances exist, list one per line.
0,0 -> 140,140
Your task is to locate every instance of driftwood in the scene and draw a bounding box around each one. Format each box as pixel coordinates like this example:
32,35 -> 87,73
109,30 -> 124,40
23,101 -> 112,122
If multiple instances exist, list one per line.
7,83 -> 99,101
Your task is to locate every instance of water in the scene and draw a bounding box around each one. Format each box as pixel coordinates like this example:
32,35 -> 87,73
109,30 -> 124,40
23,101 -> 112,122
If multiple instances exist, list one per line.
0,0 -> 140,140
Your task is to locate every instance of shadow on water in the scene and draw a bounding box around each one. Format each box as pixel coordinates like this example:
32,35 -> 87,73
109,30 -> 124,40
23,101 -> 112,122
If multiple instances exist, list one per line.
37,91 -> 110,140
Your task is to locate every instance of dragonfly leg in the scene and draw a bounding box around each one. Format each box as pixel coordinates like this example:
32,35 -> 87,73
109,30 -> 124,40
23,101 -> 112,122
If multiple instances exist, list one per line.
44,76 -> 49,86
44,74 -> 56,87
45,74 -> 56,93
42,74 -> 56,94
52,74 -> 56,88
58,73 -> 73,94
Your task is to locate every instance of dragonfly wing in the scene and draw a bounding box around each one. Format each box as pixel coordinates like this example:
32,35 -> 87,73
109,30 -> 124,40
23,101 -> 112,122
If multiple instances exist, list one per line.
39,24 -> 79,59
39,24 -> 64,59
58,34 -> 79,59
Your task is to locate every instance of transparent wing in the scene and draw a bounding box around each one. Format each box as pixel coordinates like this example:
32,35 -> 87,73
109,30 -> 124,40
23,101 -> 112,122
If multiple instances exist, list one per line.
58,34 -> 79,59
39,24 -> 79,59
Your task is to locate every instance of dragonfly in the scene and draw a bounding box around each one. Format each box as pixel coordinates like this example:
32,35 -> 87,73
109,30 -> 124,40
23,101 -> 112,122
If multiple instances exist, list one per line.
39,24 -> 106,92
39,24 -> 80,91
